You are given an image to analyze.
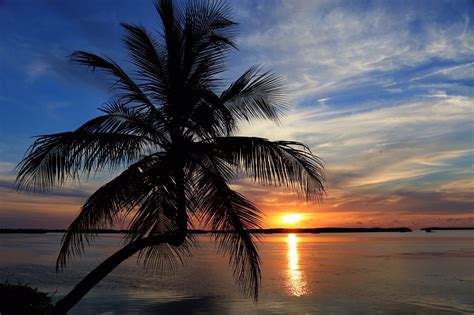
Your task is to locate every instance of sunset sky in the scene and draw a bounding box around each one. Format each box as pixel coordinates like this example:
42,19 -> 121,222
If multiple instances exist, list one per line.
0,0 -> 473,229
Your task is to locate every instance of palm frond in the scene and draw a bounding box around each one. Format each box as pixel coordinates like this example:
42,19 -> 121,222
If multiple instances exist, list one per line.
121,23 -> 169,100
210,136 -> 326,201
136,234 -> 195,274
125,183 -> 177,243
221,66 -> 287,123
194,164 -> 262,300
184,91 -> 237,140
70,51 -> 163,119
181,0 -> 237,88
155,0 -> 183,80
15,130 -> 151,192
96,99 -> 169,145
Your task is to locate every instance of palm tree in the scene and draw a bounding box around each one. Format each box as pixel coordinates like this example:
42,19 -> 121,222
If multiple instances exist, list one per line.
15,0 -> 325,314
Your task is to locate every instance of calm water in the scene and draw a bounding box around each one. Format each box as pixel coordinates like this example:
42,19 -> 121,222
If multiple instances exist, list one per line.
1,232 -> 473,314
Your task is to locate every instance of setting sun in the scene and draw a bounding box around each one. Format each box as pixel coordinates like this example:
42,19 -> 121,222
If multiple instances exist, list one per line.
282,214 -> 303,225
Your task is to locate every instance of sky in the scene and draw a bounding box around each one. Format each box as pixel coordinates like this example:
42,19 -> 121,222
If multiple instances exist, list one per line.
0,0 -> 473,229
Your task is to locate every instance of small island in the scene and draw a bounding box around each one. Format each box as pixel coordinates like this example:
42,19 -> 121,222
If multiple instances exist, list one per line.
421,227 -> 474,233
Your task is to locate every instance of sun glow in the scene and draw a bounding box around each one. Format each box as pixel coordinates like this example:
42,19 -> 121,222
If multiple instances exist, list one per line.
282,214 -> 303,225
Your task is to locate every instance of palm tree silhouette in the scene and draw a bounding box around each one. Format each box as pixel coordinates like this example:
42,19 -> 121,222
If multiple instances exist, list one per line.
15,0 -> 325,314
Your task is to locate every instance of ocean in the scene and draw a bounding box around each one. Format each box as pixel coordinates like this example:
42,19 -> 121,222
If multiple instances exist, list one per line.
1,231 -> 473,314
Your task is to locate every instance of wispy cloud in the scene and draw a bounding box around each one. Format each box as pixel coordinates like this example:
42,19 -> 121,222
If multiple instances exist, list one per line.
409,62 -> 474,82
235,0 -> 474,101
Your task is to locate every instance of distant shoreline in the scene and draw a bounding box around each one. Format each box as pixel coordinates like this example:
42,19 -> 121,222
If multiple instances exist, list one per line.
0,227 -> 414,234
1,227 -> 473,234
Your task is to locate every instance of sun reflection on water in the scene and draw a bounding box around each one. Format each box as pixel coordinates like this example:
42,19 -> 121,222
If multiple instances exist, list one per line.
286,233 -> 307,296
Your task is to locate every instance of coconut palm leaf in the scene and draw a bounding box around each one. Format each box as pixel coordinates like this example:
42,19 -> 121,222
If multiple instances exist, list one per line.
15,131 -> 151,192
136,236 -> 195,274
194,164 -> 262,300
121,23 -> 169,100
125,180 -> 177,242
184,91 -> 237,140
205,136 -> 326,200
95,99 -> 169,145
221,66 -> 287,123
155,0 -> 182,80
70,51 -> 163,120
181,0 -> 237,87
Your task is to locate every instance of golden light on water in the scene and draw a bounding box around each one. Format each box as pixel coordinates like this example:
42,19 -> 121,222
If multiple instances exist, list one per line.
286,233 -> 308,296
282,214 -> 303,225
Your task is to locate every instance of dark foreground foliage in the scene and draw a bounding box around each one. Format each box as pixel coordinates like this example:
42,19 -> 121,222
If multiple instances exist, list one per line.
0,282 -> 52,315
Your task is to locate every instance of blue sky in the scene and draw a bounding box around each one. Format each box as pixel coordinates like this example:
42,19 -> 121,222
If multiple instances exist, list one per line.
0,0 -> 473,228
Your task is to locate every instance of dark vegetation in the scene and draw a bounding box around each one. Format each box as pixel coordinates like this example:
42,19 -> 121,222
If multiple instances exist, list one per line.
0,282 -> 52,315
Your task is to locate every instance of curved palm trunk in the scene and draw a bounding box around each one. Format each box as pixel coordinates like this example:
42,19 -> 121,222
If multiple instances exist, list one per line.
48,235 -> 172,315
